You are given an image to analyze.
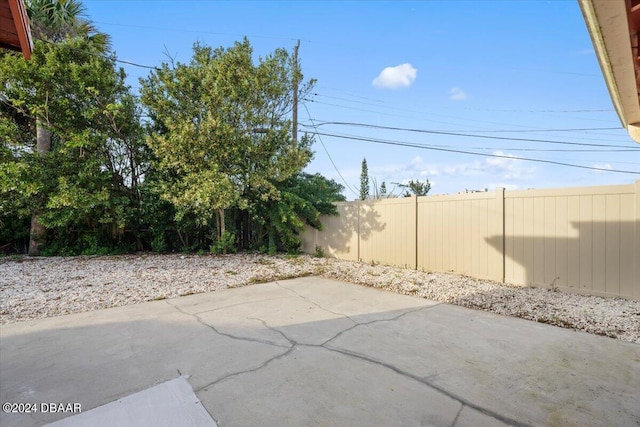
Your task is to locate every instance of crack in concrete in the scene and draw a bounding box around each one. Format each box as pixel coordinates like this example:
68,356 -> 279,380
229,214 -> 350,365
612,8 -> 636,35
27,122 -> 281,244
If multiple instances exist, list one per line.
166,299 -> 300,394
247,317 -> 297,346
275,281 -> 358,324
450,404 -> 464,427
168,286 -> 528,427
164,300 -> 289,349
195,345 -> 296,393
231,310 -> 527,427
320,304 -> 440,346
321,346 -> 532,427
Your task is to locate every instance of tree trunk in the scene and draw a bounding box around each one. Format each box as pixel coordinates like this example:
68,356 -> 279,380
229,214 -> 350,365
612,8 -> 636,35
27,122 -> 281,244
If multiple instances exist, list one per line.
217,208 -> 226,238
36,122 -> 51,154
216,208 -> 227,254
28,216 -> 46,256
28,122 -> 52,256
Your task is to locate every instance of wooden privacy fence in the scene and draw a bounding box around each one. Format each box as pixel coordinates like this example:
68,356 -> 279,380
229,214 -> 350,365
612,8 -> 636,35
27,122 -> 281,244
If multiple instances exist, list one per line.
301,181 -> 640,300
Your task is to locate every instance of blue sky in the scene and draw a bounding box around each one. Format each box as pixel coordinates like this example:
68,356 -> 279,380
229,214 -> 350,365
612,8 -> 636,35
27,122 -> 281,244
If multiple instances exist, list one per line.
84,0 -> 640,199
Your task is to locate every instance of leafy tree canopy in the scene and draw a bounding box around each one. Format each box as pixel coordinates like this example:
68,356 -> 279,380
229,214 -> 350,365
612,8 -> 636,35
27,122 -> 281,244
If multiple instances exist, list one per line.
395,179 -> 431,197
1,38 -> 145,253
140,39 -> 315,239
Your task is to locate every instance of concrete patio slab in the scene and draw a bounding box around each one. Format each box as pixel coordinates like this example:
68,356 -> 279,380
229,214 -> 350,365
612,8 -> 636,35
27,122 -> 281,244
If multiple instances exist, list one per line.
1,277 -> 638,427
44,377 -> 216,427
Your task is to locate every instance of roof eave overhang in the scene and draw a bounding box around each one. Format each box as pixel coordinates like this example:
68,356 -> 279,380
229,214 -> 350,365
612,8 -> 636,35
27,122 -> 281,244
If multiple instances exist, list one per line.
4,0 -> 32,59
579,0 -> 640,143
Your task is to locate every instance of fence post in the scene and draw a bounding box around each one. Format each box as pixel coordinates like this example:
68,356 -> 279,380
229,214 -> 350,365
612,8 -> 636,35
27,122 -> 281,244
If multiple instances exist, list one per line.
357,201 -> 361,263
414,195 -> 418,270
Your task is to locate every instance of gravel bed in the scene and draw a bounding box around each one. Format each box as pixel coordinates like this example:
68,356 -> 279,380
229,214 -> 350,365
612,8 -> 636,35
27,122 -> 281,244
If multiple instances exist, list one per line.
1,253 -> 638,343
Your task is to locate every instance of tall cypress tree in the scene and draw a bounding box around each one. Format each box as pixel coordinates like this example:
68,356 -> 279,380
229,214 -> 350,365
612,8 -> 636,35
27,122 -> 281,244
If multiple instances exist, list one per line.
359,158 -> 369,201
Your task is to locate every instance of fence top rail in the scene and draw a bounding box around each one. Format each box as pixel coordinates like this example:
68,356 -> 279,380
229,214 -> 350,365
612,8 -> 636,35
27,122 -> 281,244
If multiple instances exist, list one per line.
417,192 -> 498,202
504,182 -> 636,198
336,197 -> 417,207
335,181 -> 639,206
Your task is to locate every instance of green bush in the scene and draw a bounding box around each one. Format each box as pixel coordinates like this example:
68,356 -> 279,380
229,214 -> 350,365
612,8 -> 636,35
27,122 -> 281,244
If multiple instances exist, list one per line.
210,231 -> 237,255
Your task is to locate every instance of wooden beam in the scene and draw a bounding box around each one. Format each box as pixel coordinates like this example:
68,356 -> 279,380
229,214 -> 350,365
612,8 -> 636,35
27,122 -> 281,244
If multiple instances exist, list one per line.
6,0 -> 32,59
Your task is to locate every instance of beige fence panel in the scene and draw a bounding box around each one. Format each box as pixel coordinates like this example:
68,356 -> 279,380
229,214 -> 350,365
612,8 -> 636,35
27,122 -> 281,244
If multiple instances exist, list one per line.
504,182 -> 639,299
358,197 -> 417,269
300,202 -> 359,261
300,181 -> 639,300
417,190 -> 504,282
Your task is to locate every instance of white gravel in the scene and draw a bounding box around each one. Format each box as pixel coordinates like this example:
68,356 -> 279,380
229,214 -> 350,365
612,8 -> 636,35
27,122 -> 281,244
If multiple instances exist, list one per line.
1,253 -> 638,343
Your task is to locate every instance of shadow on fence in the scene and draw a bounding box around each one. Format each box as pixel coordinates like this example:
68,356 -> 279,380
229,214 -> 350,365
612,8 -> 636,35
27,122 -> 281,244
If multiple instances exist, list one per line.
485,220 -> 638,299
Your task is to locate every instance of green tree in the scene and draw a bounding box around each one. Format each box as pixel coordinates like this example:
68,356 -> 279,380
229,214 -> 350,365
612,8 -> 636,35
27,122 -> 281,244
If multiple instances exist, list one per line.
1,38 -> 144,254
27,0 -> 110,49
395,179 -> 431,197
23,0 -> 111,255
360,157 -> 369,200
140,39 -> 314,249
249,173 -> 345,253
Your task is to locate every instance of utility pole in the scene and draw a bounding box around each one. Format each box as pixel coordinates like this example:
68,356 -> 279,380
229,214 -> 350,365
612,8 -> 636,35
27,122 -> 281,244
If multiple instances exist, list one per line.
292,39 -> 300,144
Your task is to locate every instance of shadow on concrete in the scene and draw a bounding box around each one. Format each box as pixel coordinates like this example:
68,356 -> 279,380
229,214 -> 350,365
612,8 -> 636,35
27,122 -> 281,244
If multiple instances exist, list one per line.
1,279 -> 639,427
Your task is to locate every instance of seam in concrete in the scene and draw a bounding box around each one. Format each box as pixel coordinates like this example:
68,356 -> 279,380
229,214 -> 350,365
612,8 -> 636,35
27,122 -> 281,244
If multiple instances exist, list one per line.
322,346 -> 532,427
164,300 -> 289,349
275,281 -> 359,324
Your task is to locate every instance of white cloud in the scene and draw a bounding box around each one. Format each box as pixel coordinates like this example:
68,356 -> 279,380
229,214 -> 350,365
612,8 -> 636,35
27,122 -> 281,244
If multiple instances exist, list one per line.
351,152 -> 542,197
372,63 -> 417,89
483,151 -> 533,180
448,87 -> 468,101
576,48 -> 594,56
592,163 -> 612,174
489,183 -> 519,191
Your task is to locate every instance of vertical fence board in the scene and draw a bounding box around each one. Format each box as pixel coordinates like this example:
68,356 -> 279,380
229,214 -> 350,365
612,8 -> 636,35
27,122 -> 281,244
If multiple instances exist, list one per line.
605,194 -> 621,295
358,197 -> 416,269
619,193 -> 635,298
579,195 -> 593,291
592,195 -> 607,293
533,197 -> 545,284
544,197 -> 557,285
567,196 -> 580,289
555,197 -> 568,288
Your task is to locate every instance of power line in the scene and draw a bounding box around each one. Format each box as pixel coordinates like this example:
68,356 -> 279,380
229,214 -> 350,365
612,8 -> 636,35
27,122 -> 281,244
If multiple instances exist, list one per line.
115,58 -> 159,70
306,121 -> 640,149
41,38 -> 161,70
306,130 -> 640,175
301,104 -> 359,197
470,148 -> 640,152
300,118 -> 620,134
312,93 -> 615,116
315,85 -> 385,103
298,123 -> 635,152
314,86 -> 612,113
305,98 -> 622,133
94,21 -> 309,43
306,97 -> 620,125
